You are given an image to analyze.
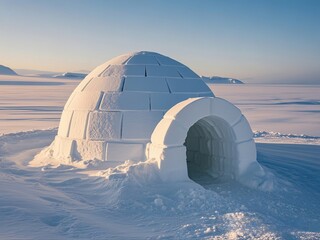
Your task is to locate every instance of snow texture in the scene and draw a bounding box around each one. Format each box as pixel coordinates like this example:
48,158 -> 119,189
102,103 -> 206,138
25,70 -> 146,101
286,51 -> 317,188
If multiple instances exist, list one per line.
0,80 -> 319,239
41,51 -> 214,164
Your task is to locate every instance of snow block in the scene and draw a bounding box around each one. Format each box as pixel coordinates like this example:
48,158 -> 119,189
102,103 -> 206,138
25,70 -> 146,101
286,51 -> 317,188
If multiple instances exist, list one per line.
124,76 -> 169,92
122,111 -> 163,140
53,136 -> 74,159
85,52 -> 131,79
87,112 -> 122,140
66,91 -> 102,111
150,93 -> 197,111
176,67 -> 199,78
154,55 -> 182,66
151,118 -> 187,146
210,98 -> 242,126
101,65 -> 124,77
57,110 -> 73,137
100,92 -> 149,111
68,111 -> 89,139
165,97 -> 211,129
73,140 -> 105,161
126,54 -> 159,65
235,139 -> 257,175
146,65 -> 181,78
150,145 -> 189,181
166,78 -> 210,93
105,142 -> 145,162
233,115 -> 253,142
83,76 -> 124,92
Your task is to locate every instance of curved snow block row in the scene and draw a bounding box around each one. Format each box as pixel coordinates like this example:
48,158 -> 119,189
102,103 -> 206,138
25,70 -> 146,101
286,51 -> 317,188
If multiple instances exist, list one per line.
151,118 -> 187,146
66,91 -> 102,111
87,112 -> 122,140
232,115 -> 253,142
100,92 -> 149,111
211,98 -> 242,126
69,111 -> 89,139
122,111 -> 163,140
85,52 -> 131,80
126,54 -> 159,65
150,93 -> 197,111
105,142 -> 145,162
102,65 -> 145,78
124,76 -> 169,92
100,65 -> 122,77
148,144 -> 188,181
155,54 -> 182,66
235,139 -> 257,175
166,78 -> 210,93
57,110 -> 73,137
176,67 -> 200,78
82,76 -> 124,92
165,97 -> 211,128
73,140 -> 105,161
146,65 -> 181,78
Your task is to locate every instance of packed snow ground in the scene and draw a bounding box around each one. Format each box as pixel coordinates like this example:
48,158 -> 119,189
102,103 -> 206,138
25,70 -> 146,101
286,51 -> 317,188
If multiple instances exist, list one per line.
0,76 -> 319,239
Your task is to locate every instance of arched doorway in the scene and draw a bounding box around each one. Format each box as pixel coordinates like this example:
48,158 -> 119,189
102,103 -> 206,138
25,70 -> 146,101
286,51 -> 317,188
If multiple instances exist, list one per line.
147,97 -> 257,183
184,116 -> 235,184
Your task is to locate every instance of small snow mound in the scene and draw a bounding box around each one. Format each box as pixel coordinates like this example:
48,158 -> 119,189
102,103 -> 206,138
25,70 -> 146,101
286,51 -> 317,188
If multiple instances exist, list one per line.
0,65 -> 18,75
53,72 -> 87,79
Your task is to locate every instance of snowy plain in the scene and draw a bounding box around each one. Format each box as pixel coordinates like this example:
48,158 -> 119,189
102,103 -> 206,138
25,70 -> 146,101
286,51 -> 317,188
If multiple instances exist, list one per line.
0,75 -> 319,239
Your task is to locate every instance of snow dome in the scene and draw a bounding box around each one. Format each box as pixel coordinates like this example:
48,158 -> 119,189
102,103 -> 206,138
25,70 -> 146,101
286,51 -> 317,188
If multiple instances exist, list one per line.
44,51 -> 261,183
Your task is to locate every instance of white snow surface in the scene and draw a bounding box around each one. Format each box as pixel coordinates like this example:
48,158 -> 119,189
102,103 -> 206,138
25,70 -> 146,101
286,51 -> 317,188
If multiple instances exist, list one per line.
0,75 -> 319,239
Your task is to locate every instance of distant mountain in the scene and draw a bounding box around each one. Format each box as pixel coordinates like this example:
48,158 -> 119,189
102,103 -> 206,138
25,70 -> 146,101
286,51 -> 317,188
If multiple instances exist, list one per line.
202,76 -> 244,84
0,65 -> 18,75
53,72 -> 87,79
13,68 -> 60,77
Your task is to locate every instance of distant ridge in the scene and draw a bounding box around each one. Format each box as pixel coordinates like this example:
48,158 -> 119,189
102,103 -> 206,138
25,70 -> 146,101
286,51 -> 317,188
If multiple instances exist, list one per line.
53,72 -> 87,79
202,76 -> 244,84
0,65 -> 18,75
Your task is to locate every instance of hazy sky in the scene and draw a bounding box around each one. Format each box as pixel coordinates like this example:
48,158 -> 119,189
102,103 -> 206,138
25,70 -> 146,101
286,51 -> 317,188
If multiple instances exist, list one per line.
1,0 -> 320,83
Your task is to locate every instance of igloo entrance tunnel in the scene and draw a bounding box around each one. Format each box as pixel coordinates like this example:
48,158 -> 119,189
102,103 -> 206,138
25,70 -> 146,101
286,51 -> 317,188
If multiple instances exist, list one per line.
47,51 -> 260,183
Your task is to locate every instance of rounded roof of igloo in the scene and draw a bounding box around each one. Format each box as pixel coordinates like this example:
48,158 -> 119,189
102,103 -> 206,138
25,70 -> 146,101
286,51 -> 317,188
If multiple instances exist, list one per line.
55,51 -> 214,162
72,51 -> 213,94
58,51 -> 213,145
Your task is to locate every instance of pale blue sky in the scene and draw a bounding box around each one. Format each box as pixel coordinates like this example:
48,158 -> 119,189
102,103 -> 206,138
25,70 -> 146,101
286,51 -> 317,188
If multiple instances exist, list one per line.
1,0 -> 319,83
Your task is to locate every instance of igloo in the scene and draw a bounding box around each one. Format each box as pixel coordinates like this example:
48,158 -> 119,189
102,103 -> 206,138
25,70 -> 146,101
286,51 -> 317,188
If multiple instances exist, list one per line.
46,51 -> 261,183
